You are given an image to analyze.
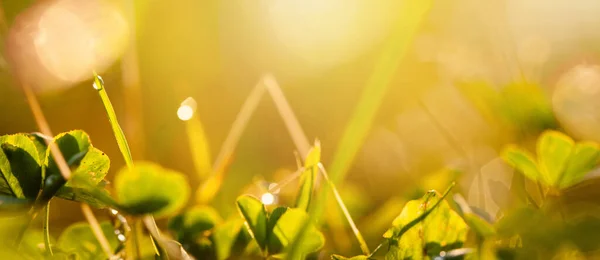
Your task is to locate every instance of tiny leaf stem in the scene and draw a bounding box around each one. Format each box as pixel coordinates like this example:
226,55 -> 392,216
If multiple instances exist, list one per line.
22,82 -> 113,256
318,163 -> 370,255
43,202 -> 53,256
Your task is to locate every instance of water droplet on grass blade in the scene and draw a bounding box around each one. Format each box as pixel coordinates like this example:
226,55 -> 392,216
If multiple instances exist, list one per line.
93,75 -> 104,90
261,192 -> 276,205
177,97 -> 197,121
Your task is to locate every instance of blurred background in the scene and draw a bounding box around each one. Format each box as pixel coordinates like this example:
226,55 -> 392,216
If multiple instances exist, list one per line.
2,0 -> 600,254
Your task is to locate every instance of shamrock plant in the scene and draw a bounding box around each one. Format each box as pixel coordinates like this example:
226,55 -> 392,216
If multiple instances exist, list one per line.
502,130 -> 600,191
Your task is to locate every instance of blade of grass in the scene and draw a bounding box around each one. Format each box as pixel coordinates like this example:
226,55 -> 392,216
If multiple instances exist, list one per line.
93,74 -> 162,256
395,182 -> 455,238
142,215 -> 193,260
93,73 -> 134,168
22,84 -> 71,180
213,80 -> 266,172
369,240 -> 387,258
287,0 -> 434,257
318,163 -> 370,255
197,80 -> 266,203
81,204 -> 113,257
179,97 -> 212,181
264,75 -> 370,255
43,202 -> 53,256
263,74 -> 311,157
326,0 -> 433,189
21,82 -> 113,257
120,0 -> 145,159
267,167 -> 305,193
187,118 -> 212,180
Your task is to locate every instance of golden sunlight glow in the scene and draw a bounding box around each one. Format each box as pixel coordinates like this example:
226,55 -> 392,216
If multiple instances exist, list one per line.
263,0 -> 400,72
6,0 -> 128,91
178,97 -> 197,121
553,63 -> 600,142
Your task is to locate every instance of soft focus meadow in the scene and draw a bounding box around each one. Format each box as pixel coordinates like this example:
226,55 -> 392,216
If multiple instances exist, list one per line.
2,0 -> 600,259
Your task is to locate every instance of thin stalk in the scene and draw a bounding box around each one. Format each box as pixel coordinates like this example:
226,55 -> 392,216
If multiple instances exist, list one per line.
326,0 -> 433,190
318,163 -> 370,255
369,240 -> 387,258
21,82 -> 113,256
197,80 -> 266,203
267,167 -> 305,193
93,74 -> 163,256
417,99 -> 483,207
263,75 -> 311,157
212,79 -> 266,174
120,0 -> 145,158
392,182 -> 456,238
180,98 -> 212,181
93,73 -> 134,168
264,75 -> 370,255
186,118 -> 212,180
537,181 -> 546,203
142,215 -> 192,260
132,219 -> 142,259
81,204 -> 113,257
43,202 -> 53,256
22,84 -> 71,180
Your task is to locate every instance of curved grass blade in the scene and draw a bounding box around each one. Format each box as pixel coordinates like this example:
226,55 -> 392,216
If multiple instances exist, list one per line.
93,73 -> 134,168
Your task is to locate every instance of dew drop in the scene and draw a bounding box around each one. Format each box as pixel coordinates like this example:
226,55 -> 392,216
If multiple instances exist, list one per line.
177,97 -> 197,121
261,192 -> 276,205
93,75 -> 104,90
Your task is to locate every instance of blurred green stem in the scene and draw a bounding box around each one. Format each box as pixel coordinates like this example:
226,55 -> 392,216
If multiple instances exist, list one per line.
185,114 -> 212,181
326,0 -> 433,189
132,219 -> 142,259
44,202 -> 53,256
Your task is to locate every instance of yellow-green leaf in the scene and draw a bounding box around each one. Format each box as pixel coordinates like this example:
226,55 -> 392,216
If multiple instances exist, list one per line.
57,221 -> 119,260
501,145 -> 541,182
40,130 -> 110,204
236,195 -> 268,252
267,206 -> 288,254
537,130 -> 575,186
274,208 -> 324,255
295,142 -> 321,211
212,219 -> 250,260
169,206 -> 222,241
331,254 -> 370,260
560,142 -> 600,189
0,134 -> 43,198
384,188 -> 467,258
463,213 -> 496,238
114,162 -> 190,218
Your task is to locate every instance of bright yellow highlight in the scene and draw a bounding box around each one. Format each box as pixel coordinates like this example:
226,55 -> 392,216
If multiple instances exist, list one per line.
177,97 -> 197,121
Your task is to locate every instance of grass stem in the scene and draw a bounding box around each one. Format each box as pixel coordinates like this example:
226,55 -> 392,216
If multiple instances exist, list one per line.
263,74 -> 310,157
93,73 -> 134,168
264,75 -> 370,255
43,202 -> 53,256
93,74 -> 166,257
22,82 -> 113,257
197,80 -> 266,203
81,204 -> 113,257
318,163 -> 370,255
